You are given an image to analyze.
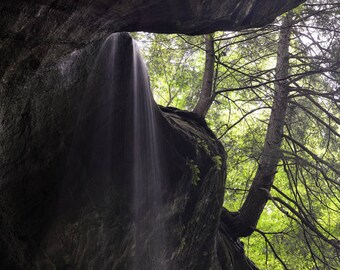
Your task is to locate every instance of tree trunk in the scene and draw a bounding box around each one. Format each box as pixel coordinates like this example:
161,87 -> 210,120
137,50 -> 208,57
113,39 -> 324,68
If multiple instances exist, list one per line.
230,14 -> 293,238
193,34 -> 215,117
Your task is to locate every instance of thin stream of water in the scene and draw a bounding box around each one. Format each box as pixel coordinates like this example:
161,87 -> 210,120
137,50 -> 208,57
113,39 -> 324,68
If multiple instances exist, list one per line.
52,32 -> 167,270
83,33 -> 167,269
131,39 -> 166,269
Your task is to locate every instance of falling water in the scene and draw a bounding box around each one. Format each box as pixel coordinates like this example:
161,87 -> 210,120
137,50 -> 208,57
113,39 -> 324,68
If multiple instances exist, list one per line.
77,33 -> 167,269
130,38 -> 167,270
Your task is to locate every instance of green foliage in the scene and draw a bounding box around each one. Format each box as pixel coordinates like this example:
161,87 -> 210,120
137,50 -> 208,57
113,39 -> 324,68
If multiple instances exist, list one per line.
133,1 -> 340,267
186,159 -> 201,186
195,137 -> 210,155
212,155 -> 223,171
132,33 -> 204,109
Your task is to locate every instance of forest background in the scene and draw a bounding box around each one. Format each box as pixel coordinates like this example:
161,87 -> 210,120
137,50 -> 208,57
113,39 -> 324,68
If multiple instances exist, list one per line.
132,0 -> 340,269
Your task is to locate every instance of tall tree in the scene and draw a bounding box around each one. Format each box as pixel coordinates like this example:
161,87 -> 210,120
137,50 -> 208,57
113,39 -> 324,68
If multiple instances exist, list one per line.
231,13 -> 293,238
193,34 -> 215,117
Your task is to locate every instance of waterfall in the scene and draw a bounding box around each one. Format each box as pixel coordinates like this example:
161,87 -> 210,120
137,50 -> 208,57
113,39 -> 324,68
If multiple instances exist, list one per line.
131,38 -> 166,270
75,32 -> 167,269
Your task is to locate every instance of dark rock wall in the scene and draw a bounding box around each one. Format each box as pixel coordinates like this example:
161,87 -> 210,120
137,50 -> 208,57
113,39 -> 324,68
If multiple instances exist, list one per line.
0,41 -> 100,270
0,35 -> 251,269
0,0 -> 304,84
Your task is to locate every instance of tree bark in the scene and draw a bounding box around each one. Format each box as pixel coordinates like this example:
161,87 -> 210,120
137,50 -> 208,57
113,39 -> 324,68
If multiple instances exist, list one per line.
193,34 -> 215,117
231,14 -> 293,238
